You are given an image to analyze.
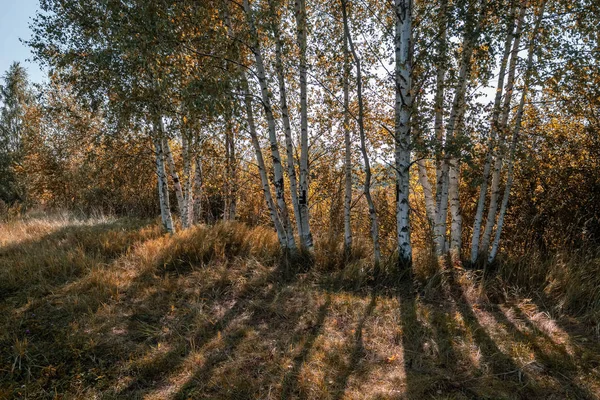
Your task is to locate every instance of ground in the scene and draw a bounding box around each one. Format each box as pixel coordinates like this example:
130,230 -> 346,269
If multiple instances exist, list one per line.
1,216 -> 599,399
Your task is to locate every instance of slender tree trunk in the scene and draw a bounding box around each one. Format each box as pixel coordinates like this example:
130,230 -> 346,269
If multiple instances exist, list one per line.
295,0 -> 314,250
434,0 -> 486,256
341,0 -> 381,265
153,134 -> 175,234
433,0 -> 448,229
394,0 -> 413,267
470,2 -> 517,263
448,158 -> 462,256
193,140 -> 203,225
223,120 -> 237,221
417,160 -> 436,226
228,124 -> 237,220
268,0 -> 303,241
343,23 -> 353,255
242,77 -> 287,248
480,4 -> 526,257
243,0 -> 296,250
163,134 -> 185,217
489,0 -> 547,263
182,132 -> 194,228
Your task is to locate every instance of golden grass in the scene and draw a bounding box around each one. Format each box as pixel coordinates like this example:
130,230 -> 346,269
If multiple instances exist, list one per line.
1,215 -> 600,399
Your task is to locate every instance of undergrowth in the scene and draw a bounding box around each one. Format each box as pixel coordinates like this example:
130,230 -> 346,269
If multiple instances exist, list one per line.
1,214 -> 599,399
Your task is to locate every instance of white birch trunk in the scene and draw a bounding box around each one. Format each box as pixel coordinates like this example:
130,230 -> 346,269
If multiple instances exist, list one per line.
394,0 -> 413,266
153,135 -> 175,234
448,158 -> 462,256
163,135 -> 185,217
470,3 -> 517,263
244,0 -> 296,251
223,121 -> 237,221
242,77 -> 287,248
434,0 -> 485,256
480,4 -> 526,257
295,0 -> 314,250
489,0 -> 547,263
182,132 -> 194,228
193,143 -> 203,225
268,0 -> 303,243
418,160 -> 436,228
342,0 -> 381,265
433,0 -> 448,226
343,26 -> 353,254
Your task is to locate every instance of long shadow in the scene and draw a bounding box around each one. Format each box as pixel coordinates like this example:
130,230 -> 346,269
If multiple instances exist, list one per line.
399,276 -> 428,398
487,302 -> 596,399
444,268 -> 536,398
330,292 -> 376,400
115,259 -> 295,398
280,293 -> 331,400
0,220 -> 159,387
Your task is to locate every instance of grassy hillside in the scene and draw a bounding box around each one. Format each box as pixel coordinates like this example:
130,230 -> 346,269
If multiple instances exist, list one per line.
1,215 -> 600,399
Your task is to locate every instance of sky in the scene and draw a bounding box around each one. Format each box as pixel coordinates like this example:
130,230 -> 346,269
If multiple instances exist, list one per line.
0,0 -> 46,84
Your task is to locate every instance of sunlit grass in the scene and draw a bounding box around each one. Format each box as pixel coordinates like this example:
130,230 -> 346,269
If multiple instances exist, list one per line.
1,214 -> 600,399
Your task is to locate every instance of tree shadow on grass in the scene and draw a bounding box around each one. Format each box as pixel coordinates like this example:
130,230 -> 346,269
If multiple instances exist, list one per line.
280,293 -> 331,400
329,292 -> 376,400
485,301 -> 597,399
114,257 -> 298,399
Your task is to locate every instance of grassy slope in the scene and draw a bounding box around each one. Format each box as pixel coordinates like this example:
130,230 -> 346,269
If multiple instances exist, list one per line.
1,216 -> 599,399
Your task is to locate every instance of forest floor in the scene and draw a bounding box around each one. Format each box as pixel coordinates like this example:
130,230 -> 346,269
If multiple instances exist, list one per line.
1,215 -> 600,399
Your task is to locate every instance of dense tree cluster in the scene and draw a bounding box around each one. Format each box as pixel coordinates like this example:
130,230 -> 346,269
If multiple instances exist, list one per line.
0,0 -> 598,266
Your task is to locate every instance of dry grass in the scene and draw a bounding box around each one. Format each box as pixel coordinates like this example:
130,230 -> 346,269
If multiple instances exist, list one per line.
1,215 -> 600,399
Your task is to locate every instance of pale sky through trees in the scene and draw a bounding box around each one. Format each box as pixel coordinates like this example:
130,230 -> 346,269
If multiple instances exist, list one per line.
0,0 -> 45,84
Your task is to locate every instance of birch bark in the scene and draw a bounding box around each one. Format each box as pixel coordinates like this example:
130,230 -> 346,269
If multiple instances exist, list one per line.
343,24 -> 353,254
295,0 -> 314,250
154,133 -> 175,234
470,2 -> 517,263
489,0 -> 547,263
243,0 -> 296,250
268,0 -> 303,242
480,4 -> 526,257
163,134 -> 185,217
341,0 -> 381,265
182,132 -> 194,228
394,0 -> 413,266
242,76 -> 288,248
434,0 -> 486,256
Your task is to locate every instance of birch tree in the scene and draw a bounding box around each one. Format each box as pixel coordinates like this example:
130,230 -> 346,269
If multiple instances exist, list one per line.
488,0 -> 547,263
394,0 -> 413,267
295,0 -> 314,250
341,0 -> 381,265
243,0 -> 297,251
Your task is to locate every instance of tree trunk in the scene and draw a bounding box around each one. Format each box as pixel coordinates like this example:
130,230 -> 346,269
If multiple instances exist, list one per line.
434,0 -> 486,256
418,160 -> 436,229
153,134 -> 175,234
162,133 -> 185,217
182,132 -> 194,228
193,139 -> 203,225
470,2 -> 517,263
295,0 -> 314,250
448,158 -> 462,257
268,0 -> 303,242
343,21 -> 353,255
394,0 -> 413,267
341,0 -> 381,265
242,76 -> 287,248
489,0 -> 547,263
433,0 -> 448,226
243,0 -> 296,251
223,120 -> 237,221
480,4 -> 526,257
